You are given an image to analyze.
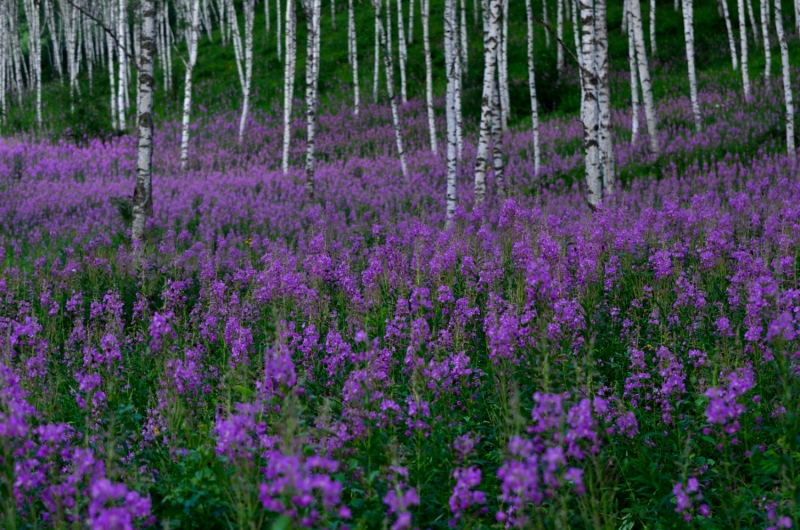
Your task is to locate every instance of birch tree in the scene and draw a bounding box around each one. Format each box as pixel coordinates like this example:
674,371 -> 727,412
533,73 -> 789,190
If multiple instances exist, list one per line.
422,0 -> 437,152
627,3 -> 640,142
302,0 -> 322,194
408,0 -> 415,43
445,0 -> 458,225
460,0 -> 468,73
474,0 -> 500,205
373,0 -> 380,100
760,0 -> 769,78
737,0 -> 749,100
397,0 -> 408,102
556,0 -> 564,72
774,0 -> 795,157
180,0 -> 201,169
629,0 -> 659,154
596,0 -> 614,193
117,0 -> 128,128
348,0 -> 360,113
23,0 -> 43,126
498,0 -> 509,130
524,0 -> 541,173
375,0 -> 409,177
281,0 -> 297,173
649,0 -> 656,55
681,0 -> 701,131
579,0 -> 601,207
721,0 -> 738,70
131,0 -> 156,248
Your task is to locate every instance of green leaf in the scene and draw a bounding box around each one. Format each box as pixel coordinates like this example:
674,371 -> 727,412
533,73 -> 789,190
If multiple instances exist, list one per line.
270,515 -> 292,530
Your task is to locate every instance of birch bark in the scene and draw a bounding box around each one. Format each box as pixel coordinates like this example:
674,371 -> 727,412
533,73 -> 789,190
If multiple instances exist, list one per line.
397,0 -> 408,102
180,0 -> 201,169
131,0 -> 156,248
303,0 -> 322,193
737,0 -> 750,100
445,0 -> 458,226
349,0 -> 360,113
422,0 -> 437,152
596,0 -> 614,193
760,0 -> 769,78
629,0 -> 659,154
721,0 -> 738,70
524,0 -> 541,173
681,0 -> 701,131
579,0 -> 601,207
281,0 -> 297,173
473,0 -> 500,205
774,0 -> 795,157
627,1 -> 640,142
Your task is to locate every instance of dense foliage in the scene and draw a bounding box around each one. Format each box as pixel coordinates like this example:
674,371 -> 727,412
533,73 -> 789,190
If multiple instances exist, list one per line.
1,71 -> 800,529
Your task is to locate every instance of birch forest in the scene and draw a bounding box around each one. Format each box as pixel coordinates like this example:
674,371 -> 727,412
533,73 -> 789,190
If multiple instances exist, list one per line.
2,0 -> 800,525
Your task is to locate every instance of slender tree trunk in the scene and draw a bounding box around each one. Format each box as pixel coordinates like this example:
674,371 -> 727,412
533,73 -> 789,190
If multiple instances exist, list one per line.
557,0 -> 564,71
746,0 -> 758,42
721,0 -> 738,70
445,0 -> 458,226
23,0 -> 42,126
774,0 -> 795,157
460,0 -> 469,73
45,0 -> 64,82
474,0 -> 500,205
498,0 -> 509,130
422,0 -> 437,152
105,1 -> 118,130
629,0 -> 659,154
277,0 -> 282,58
524,0 -> 541,174
397,0 -> 408,102
543,0 -> 550,47
649,0 -> 656,55
579,0 -> 601,207
760,0 -> 770,78
682,0 -> 701,131
238,0 -> 255,140
373,0 -> 380,100
266,0 -> 271,33
118,0 -> 127,128
491,70 -> 505,196
331,0 -> 336,29
281,0 -> 297,173
181,0 -> 201,169
737,0 -> 750,100
349,0 -> 360,113
596,0 -> 614,193
408,0 -> 415,43
455,17 -> 464,157
627,2 -> 640,142
131,0 -> 156,248
375,0 -> 409,177
303,0 -> 322,194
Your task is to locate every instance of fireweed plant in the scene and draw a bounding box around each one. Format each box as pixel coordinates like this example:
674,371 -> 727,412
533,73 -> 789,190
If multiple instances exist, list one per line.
2,72 -> 800,529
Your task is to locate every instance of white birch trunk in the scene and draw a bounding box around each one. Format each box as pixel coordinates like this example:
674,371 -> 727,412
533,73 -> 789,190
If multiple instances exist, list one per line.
118,0 -> 127,129
474,0 -> 500,205
774,0 -> 795,157
596,0 -> 614,193
455,19 -> 464,157
375,0 -> 409,178
499,0 -> 509,130
627,2 -> 640,142
649,0 -> 656,55
181,0 -> 201,169
737,0 -> 750,100
460,0 -> 469,73
557,0 -> 564,72
266,0 -> 271,33
397,0 -> 408,102
281,0 -> 297,173
721,0 -> 738,70
105,1 -> 118,130
543,0 -> 550,47
238,0 -> 255,140
277,0 -> 282,58
682,0 -> 701,131
349,0 -> 360,113
131,0 -> 156,247
373,2 -> 380,101
423,0 -> 437,152
579,0 -> 601,207
408,0 -> 415,43
524,0 -> 541,173
760,0 -> 770,78
630,0 -> 659,154
746,0 -> 758,42
332,0 -> 337,29
303,0 -> 322,193
491,74 -> 505,196
445,0 -> 458,226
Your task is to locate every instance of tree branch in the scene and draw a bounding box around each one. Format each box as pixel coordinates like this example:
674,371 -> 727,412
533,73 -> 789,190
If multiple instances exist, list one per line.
60,0 -> 136,62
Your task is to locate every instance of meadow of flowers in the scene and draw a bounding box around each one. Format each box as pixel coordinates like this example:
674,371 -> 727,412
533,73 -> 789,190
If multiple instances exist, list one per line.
1,71 -> 799,529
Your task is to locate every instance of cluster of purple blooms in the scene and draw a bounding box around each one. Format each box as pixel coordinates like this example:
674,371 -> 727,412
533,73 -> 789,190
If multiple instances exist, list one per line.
1,74 -> 800,527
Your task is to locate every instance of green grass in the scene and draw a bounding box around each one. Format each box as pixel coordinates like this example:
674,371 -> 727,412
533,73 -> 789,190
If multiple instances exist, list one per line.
3,0 -> 800,139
